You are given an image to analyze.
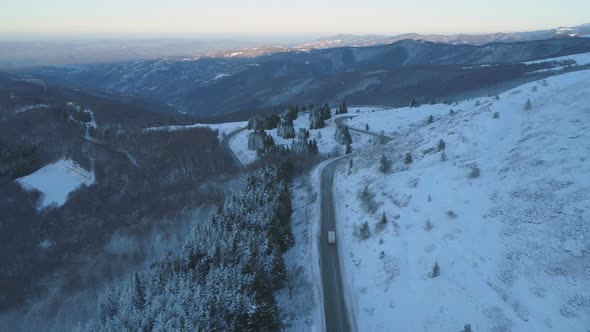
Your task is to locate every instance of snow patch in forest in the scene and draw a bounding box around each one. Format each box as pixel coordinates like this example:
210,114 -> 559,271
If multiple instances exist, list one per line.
16,159 -> 95,209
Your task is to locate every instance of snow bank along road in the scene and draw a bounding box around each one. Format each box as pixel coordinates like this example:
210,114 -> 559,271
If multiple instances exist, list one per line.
221,126 -> 247,169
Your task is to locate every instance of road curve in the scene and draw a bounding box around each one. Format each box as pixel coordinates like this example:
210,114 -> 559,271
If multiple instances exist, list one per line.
220,127 -> 247,169
320,156 -> 354,332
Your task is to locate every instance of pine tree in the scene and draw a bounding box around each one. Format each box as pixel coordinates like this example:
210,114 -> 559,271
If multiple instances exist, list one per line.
345,144 -> 352,154
404,152 -> 413,164
131,272 -> 145,310
427,115 -> 434,124
429,261 -> 440,278
376,212 -> 388,233
524,99 -> 532,110
359,221 -> 371,240
409,98 -> 419,108
334,125 -> 352,145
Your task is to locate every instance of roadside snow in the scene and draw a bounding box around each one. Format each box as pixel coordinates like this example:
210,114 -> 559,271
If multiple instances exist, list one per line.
144,121 -> 247,141
276,175 -> 323,331
334,70 -> 590,331
17,159 -> 95,209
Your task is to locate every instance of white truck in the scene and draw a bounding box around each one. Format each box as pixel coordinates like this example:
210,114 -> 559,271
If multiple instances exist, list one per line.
328,231 -> 336,244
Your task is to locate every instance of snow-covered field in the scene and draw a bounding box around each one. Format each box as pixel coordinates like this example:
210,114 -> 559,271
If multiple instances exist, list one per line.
144,121 -> 247,141
229,107 -> 387,165
16,159 -> 95,209
333,70 -> 590,331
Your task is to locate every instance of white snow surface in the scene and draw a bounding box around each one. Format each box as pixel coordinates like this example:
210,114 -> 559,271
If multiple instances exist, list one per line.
17,159 -> 95,209
144,121 -> 247,141
334,70 -> 590,331
524,51 -> 590,66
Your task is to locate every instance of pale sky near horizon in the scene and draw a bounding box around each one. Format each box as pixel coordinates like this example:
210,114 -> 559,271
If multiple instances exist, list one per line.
1,0 -> 589,38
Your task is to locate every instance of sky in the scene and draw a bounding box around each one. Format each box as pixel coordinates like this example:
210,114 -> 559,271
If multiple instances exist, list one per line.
1,0 -> 589,39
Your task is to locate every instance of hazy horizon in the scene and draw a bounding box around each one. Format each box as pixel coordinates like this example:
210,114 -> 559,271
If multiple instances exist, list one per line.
2,0 -> 589,41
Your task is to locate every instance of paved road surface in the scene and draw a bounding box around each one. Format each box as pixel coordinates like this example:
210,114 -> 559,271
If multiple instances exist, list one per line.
320,157 -> 354,332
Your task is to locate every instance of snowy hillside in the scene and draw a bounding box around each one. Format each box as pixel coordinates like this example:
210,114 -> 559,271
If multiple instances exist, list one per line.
334,70 -> 590,331
17,159 -> 95,209
229,108 -> 385,165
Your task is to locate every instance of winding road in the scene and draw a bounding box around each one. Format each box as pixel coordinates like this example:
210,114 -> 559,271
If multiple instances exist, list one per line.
320,113 -> 393,331
320,156 -> 354,332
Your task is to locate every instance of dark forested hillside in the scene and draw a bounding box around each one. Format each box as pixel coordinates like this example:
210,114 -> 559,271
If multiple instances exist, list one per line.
70,164 -> 294,331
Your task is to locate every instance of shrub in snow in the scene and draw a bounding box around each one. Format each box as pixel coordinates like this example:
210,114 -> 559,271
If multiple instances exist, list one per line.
468,164 -> 481,179
449,109 -> 455,115
493,112 -> 500,119
524,99 -> 532,111
404,152 -> 413,164
438,139 -> 446,151
354,221 -> 371,240
427,115 -> 434,124
365,123 -> 370,131
424,219 -> 433,231
475,100 -> 481,107
532,86 -> 538,92
429,261 -> 440,278
377,131 -> 388,145
446,210 -> 457,219
428,194 -> 432,202
375,212 -> 388,233
379,155 -> 392,174
441,151 -> 447,161
379,251 -> 385,259
463,324 -> 473,332
358,185 -> 378,213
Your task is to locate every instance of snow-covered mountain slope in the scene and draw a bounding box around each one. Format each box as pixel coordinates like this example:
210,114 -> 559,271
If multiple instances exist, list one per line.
229,109 -> 380,165
16,159 -> 95,209
334,70 -> 590,331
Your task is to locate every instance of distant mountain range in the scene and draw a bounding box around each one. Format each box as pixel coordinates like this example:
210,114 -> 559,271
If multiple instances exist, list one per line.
1,23 -> 588,69
205,23 -> 590,58
19,37 -> 590,118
